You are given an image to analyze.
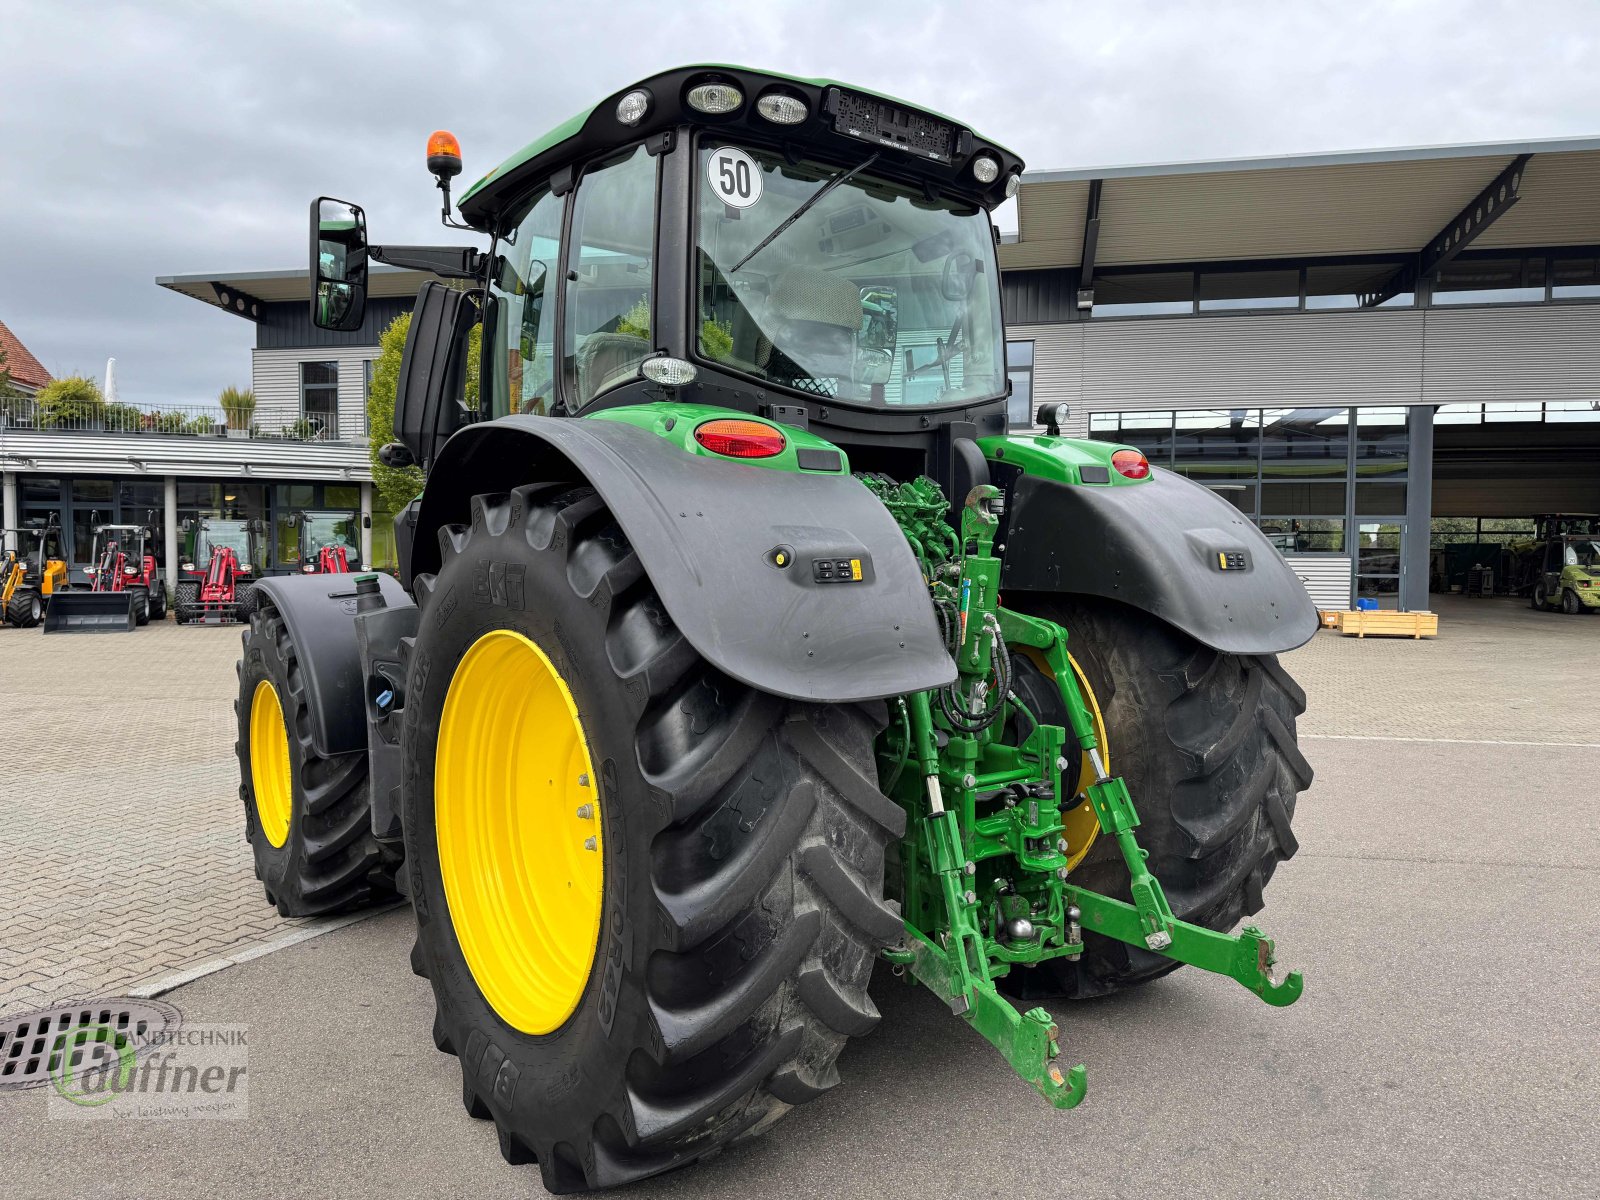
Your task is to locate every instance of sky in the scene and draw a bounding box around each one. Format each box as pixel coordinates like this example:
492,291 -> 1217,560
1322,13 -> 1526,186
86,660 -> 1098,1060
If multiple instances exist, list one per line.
1,0 -> 1597,409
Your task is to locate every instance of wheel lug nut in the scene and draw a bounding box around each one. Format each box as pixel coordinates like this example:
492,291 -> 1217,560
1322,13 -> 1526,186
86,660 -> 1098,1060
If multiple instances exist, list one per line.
575,803 -> 594,820
578,773 -> 590,788
583,837 -> 597,852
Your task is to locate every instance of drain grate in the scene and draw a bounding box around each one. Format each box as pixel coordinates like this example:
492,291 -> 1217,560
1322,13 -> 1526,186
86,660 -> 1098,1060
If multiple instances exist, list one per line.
0,999 -> 181,1090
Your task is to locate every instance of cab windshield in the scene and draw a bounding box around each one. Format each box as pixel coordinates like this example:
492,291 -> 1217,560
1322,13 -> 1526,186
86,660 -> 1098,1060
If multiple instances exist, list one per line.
696,140 -> 1004,408
304,514 -> 360,565
199,522 -> 251,566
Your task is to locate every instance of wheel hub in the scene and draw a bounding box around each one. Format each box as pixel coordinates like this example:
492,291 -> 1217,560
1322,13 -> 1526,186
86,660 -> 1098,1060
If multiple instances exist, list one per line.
248,680 -> 293,849
435,629 -> 604,1035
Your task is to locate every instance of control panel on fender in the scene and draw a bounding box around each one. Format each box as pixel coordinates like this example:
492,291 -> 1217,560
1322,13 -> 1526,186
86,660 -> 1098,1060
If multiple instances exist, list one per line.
1214,550 -> 1251,572
812,556 -> 868,584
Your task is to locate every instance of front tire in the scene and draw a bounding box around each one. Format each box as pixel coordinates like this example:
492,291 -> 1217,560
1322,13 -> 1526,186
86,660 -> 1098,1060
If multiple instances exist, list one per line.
6,590 -> 43,628
1561,588 -> 1582,615
132,588 -> 150,626
174,580 -> 198,624
234,598 -> 398,915
1008,597 -> 1312,1000
404,485 -> 903,1193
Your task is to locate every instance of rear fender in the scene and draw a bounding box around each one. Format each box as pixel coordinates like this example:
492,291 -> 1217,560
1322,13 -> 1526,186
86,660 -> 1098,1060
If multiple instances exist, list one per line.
996,455 -> 1320,655
410,414 -> 955,703
248,573 -> 411,758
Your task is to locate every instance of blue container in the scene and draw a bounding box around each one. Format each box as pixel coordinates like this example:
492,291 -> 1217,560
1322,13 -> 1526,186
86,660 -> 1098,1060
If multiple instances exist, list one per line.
1355,598 -> 1379,612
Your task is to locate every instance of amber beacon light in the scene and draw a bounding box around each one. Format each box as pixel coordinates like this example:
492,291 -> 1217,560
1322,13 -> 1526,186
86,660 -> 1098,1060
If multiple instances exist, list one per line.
427,130 -> 463,180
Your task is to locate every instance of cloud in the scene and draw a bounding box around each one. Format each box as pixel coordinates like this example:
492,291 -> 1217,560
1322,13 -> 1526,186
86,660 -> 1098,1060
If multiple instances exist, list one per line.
1,0 -> 1596,407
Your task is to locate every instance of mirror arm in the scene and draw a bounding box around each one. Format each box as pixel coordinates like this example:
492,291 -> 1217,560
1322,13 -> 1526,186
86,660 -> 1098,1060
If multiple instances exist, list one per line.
369,244 -> 485,279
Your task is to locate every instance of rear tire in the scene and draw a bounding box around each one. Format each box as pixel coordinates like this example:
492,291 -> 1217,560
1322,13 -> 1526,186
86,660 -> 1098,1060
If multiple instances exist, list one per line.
404,485 -> 903,1193
149,582 -> 167,622
235,597 -> 399,915
1006,596 -> 1311,1000
174,581 -> 198,625
1561,588 -> 1581,615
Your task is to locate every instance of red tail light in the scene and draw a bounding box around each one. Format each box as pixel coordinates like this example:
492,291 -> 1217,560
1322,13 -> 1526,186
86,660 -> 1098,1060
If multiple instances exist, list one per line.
1111,449 -> 1150,479
694,419 -> 786,459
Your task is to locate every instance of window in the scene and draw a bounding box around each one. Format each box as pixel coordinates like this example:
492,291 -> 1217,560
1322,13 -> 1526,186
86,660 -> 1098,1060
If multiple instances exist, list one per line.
1091,271 -> 1193,318
1305,261 -> 1413,309
1353,406 -> 1408,475
362,360 -> 374,435
1173,408 -> 1259,483
1261,407 -> 1348,478
1197,269 -> 1298,312
1006,341 -> 1034,427
1258,517 -> 1345,553
490,186 -> 563,417
1552,256 -> 1600,299
565,145 -> 657,408
300,361 -> 339,439
696,140 -> 1004,408
1432,255 -> 1545,305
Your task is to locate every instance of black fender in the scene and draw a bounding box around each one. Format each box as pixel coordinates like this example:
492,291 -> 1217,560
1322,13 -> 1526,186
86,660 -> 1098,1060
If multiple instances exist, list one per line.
247,572 -> 412,757
409,415 -> 956,703
999,468 -> 1320,655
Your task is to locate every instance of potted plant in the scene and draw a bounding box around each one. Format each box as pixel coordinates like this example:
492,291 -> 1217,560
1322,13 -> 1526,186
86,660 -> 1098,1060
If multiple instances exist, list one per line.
220,386 -> 256,438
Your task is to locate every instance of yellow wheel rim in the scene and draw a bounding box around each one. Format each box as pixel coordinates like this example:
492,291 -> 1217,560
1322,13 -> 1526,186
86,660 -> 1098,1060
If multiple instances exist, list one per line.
249,680 -> 293,849
1016,649 -> 1108,871
435,629 -> 604,1035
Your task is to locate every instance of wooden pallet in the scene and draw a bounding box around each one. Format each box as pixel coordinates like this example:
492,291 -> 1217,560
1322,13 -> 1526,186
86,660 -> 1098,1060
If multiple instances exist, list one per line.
1332,610 -> 1439,639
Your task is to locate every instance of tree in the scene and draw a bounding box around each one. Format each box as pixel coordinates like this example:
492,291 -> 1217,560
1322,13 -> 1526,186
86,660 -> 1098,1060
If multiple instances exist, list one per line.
367,311 -> 481,514
34,375 -> 105,428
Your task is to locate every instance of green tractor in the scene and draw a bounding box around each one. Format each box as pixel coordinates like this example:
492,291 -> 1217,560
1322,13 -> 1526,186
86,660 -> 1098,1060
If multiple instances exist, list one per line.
1522,514 -> 1600,614
238,66 -> 1316,1191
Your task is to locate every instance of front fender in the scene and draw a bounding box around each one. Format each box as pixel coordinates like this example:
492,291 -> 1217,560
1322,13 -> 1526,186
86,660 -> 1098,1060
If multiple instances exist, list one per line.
411,415 -> 956,703
1000,467 -> 1320,655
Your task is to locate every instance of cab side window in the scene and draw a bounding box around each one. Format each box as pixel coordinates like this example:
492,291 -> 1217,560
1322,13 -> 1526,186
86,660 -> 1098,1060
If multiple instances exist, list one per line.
490,187 -> 563,417
563,144 -> 658,407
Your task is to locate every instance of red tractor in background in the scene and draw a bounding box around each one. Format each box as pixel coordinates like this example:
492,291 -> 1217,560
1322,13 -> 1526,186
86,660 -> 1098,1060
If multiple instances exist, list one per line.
174,517 -> 262,625
88,516 -> 166,624
42,514 -> 166,632
286,509 -> 361,574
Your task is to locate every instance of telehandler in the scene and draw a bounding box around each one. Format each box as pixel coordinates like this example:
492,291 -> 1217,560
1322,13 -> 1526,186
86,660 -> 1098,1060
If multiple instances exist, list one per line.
235,67 -> 1316,1192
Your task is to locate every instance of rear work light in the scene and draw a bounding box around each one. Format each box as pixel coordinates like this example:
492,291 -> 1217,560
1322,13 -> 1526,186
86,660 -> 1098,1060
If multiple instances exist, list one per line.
694,419 -> 786,459
1111,449 -> 1150,479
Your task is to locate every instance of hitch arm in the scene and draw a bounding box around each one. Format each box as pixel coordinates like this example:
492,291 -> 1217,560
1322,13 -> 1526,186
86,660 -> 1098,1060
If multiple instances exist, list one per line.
1067,888 -> 1304,1006
896,930 -> 1088,1109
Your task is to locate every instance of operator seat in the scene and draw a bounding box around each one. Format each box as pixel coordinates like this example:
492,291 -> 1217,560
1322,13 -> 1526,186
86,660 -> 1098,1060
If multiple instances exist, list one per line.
755,266 -> 862,396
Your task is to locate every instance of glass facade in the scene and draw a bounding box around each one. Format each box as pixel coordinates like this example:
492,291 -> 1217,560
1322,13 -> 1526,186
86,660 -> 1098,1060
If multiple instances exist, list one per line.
1091,404 -> 1419,608
1005,341 -> 1034,428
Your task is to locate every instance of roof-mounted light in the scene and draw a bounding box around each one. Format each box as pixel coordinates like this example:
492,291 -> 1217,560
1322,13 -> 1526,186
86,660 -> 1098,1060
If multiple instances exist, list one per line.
971,154 -> 1000,184
755,92 -> 808,125
687,82 -> 743,115
616,89 -> 651,127
426,130 -> 462,181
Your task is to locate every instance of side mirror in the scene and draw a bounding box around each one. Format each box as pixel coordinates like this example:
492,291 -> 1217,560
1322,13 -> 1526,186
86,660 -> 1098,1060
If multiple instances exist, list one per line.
394,281 -> 477,472
310,197 -> 368,332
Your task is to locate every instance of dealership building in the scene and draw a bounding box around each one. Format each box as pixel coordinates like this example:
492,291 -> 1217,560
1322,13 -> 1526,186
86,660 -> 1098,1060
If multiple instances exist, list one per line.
3,136 -> 1595,610
1001,135 -> 1600,610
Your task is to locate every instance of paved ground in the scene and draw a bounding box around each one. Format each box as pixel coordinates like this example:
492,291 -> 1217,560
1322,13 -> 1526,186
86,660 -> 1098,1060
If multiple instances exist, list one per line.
2,593 -> 1597,1197
0,619 -> 343,1018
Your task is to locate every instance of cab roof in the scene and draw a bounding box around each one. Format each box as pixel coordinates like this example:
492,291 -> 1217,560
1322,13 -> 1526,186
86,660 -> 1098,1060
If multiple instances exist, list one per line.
456,64 -> 1021,229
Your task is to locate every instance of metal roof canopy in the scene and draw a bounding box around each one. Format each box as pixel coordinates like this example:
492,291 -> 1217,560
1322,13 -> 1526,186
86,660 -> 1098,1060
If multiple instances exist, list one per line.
1002,135 -> 1600,273
157,265 -> 432,319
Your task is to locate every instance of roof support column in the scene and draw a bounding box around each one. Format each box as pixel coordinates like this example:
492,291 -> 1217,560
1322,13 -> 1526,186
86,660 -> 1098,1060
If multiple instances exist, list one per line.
1402,406 -> 1433,614
2,470 -> 17,554
163,474 -> 178,599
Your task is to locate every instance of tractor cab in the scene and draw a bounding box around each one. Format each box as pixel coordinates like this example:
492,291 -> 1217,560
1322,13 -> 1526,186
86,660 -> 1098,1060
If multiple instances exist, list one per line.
312,66 -> 1024,493
285,509 -> 360,574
